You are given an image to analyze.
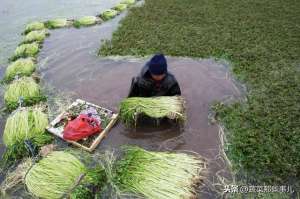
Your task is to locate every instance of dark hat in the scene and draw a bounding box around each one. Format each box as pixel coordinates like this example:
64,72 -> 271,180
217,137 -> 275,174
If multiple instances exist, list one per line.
148,54 -> 167,75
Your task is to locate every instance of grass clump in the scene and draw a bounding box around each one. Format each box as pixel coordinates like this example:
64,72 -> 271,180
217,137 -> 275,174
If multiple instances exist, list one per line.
24,21 -> 45,35
4,77 -> 46,110
113,3 -> 128,12
119,96 -> 185,126
112,146 -> 205,199
73,16 -> 98,28
99,0 -> 300,188
100,9 -> 118,21
22,29 -> 49,44
4,58 -> 36,82
44,18 -> 70,29
11,42 -> 39,61
25,151 -> 105,199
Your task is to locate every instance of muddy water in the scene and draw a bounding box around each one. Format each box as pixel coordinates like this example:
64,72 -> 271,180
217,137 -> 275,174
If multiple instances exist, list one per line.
38,13 -> 243,198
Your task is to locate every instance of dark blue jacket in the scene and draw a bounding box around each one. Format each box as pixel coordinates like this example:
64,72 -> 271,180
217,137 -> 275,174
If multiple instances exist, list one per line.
128,62 -> 181,97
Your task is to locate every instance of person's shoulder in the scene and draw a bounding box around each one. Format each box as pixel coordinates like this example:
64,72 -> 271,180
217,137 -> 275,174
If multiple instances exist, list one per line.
166,72 -> 178,83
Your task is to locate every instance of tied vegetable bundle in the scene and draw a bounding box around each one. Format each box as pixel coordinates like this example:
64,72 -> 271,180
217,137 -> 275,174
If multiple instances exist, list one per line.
11,42 -> 39,61
22,29 -> 49,44
25,151 -> 105,199
73,16 -> 100,28
23,21 -> 45,34
44,18 -> 71,29
112,146 -> 205,199
100,9 -> 118,21
4,76 -> 46,110
1,106 -> 51,168
119,96 -> 186,126
4,58 -> 36,82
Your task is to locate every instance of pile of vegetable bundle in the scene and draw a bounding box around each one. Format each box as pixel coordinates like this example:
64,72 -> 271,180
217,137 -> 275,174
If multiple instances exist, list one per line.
4,58 -> 36,82
25,151 -> 105,199
45,18 -> 70,29
11,42 -> 39,61
112,146 -> 205,199
4,77 -> 46,110
1,106 -> 51,168
119,96 -> 186,126
24,21 -> 45,34
22,29 -> 49,44
73,16 -> 99,28
100,9 -> 118,21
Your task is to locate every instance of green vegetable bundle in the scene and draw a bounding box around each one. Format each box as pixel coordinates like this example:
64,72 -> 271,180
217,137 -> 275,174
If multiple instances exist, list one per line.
4,58 -> 36,82
45,18 -> 70,29
119,96 -> 186,126
73,16 -> 98,28
1,106 -> 51,168
120,0 -> 136,5
22,29 -> 49,44
25,151 -> 105,199
24,21 -> 45,35
100,9 -> 118,21
4,77 -> 46,110
11,42 -> 39,61
113,3 -> 128,12
113,146 -> 205,199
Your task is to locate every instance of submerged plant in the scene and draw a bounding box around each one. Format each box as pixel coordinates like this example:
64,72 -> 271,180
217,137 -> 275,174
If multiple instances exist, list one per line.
22,29 -> 49,44
73,16 -> 98,28
4,58 -> 36,82
44,18 -> 70,29
4,77 -> 46,110
113,146 -> 205,199
11,42 -> 39,61
113,3 -> 128,12
119,96 -> 186,126
25,151 -> 105,199
24,21 -> 45,35
100,9 -> 118,21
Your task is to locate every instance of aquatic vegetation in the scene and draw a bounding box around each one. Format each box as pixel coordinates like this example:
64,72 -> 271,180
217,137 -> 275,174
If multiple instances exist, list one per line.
100,9 -> 118,21
73,16 -> 98,28
4,77 -> 46,110
11,42 -> 39,61
22,29 -> 49,44
25,151 -> 105,199
4,58 -> 36,82
24,21 -> 45,34
99,0 -> 300,188
120,0 -> 136,5
113,3 -> 128,12
44,18 -> 70,29
119,96 -> 185,126
113,146 -> 205,199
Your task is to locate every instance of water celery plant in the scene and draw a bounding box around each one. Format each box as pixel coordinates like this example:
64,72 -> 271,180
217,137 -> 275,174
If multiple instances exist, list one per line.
4,58 -> 36,82
113,146 -> 205,199
44,18 -> 70,29
22,29 -> 49,44
100,9 -> 118,21
11,42 -> 39,61
25,151 -> 106,199
24,21 -> 45,35
4,77 -> 46,110
73,16 -> 99,28
119,96 -> 186,126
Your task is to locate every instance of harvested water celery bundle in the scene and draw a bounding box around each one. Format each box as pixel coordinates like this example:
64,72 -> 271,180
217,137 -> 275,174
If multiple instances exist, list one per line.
119,96 -> 186,126
100,9 -> 118,21
4,58 -> 36,82
73,16 -> 99,28
121,0 -> 136,5
25,151 -> 105,199
113,146 -> 205,199
4,77 -> 46,110
11,42 -> 39,61
24,21 -> 45,34
114,3 -> 128,12
45,18 -> 70,29
1,106 -> 51,169
22,29 -> 49,44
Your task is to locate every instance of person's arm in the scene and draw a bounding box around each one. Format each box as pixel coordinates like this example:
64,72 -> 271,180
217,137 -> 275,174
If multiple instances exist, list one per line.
128,77 -> 140,97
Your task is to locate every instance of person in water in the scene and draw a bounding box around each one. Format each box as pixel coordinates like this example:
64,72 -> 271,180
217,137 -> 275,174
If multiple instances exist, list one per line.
128,53 -> 181,97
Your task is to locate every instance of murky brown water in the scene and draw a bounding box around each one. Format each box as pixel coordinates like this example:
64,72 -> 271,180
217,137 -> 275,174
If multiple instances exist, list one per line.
1,10 -> 243,198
